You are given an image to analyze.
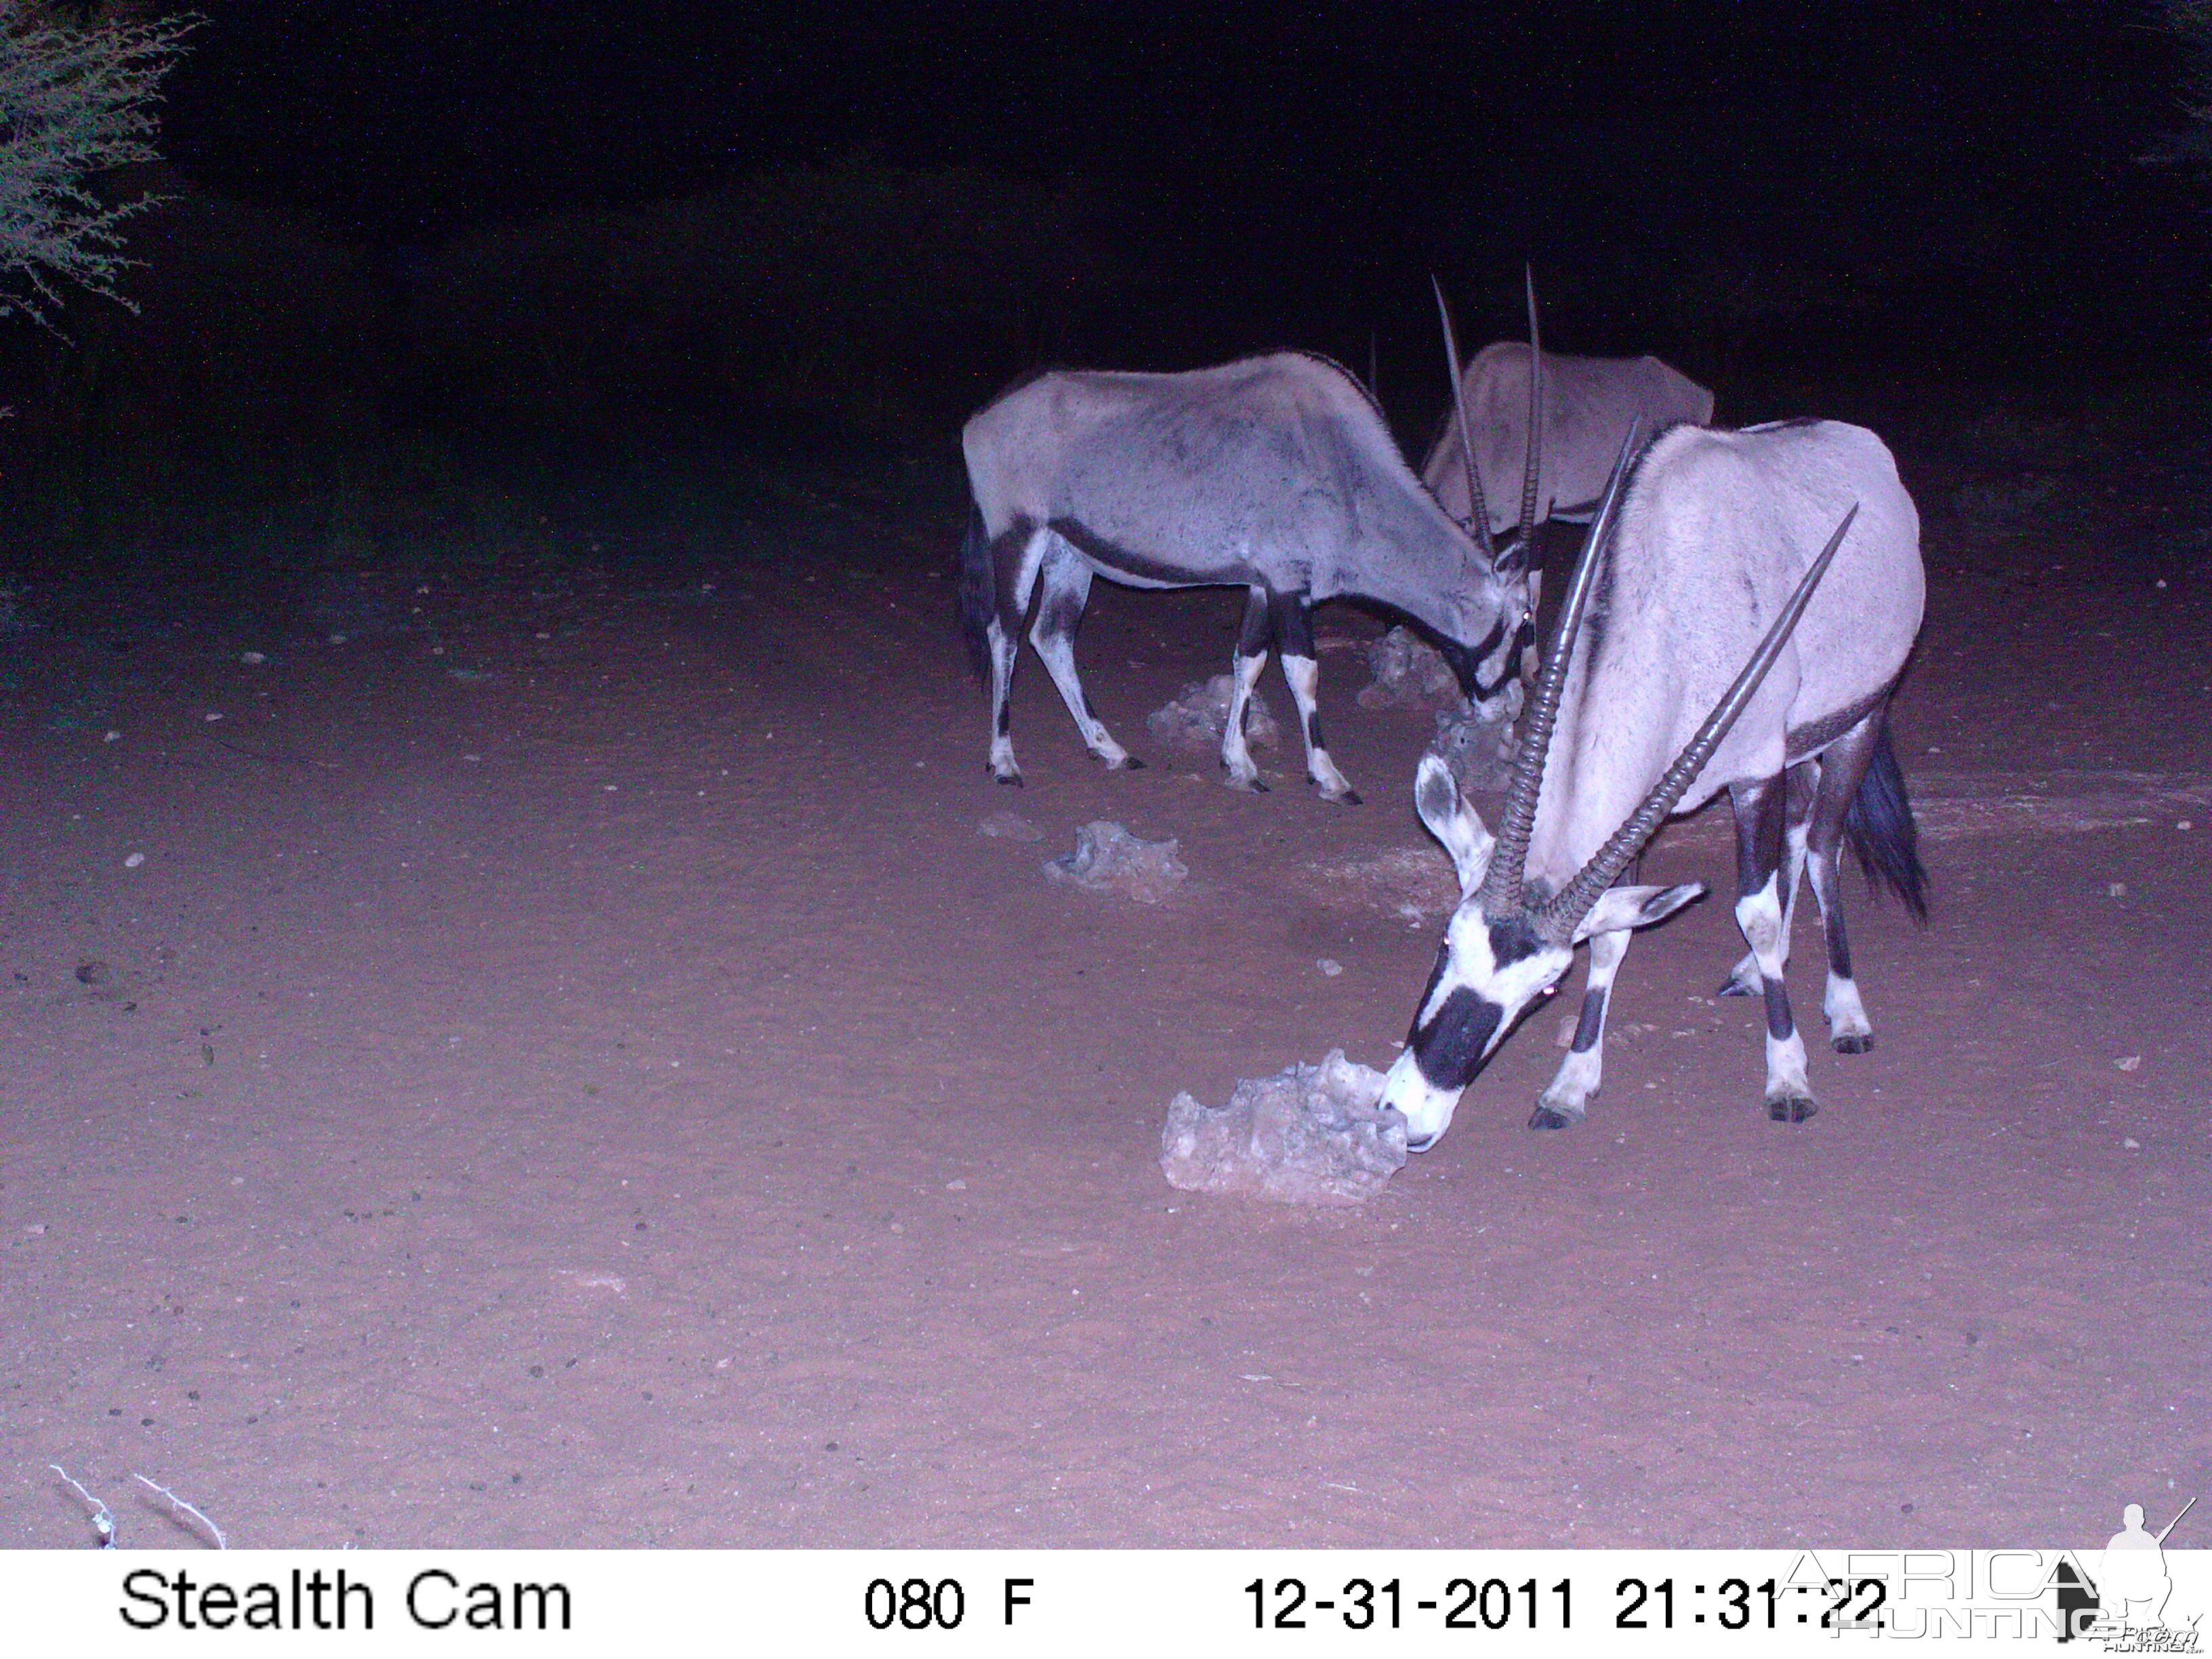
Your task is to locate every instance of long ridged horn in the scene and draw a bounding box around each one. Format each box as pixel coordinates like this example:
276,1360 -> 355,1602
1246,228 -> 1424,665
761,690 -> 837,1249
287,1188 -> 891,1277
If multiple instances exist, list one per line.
1431,275 -> 1495,561
1515,266 -> 1543,561
1538,504 -> 1861,941
1479,422 -> 1641,907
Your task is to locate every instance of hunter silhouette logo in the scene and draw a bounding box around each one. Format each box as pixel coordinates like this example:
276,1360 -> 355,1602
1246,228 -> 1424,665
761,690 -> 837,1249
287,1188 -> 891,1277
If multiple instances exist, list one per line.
2058,1496 -> 2200,1649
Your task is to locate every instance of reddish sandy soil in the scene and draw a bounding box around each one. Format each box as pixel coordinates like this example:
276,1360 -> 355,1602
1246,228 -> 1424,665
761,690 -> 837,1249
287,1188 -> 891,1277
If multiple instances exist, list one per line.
3,450 -> 2207,1551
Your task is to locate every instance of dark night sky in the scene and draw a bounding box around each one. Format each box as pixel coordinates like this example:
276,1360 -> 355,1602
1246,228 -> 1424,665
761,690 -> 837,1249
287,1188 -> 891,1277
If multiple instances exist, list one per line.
141,3 -> 2212,382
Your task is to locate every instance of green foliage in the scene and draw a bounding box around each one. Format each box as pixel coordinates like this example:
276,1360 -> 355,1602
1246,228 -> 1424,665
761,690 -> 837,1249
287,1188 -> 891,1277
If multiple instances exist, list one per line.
0,2 -> 196,329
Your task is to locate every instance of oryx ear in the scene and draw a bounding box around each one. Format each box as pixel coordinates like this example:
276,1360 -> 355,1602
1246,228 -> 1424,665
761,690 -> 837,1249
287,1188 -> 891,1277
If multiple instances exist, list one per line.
1570,882 -> 1705,944
1414,755 -> 1494,894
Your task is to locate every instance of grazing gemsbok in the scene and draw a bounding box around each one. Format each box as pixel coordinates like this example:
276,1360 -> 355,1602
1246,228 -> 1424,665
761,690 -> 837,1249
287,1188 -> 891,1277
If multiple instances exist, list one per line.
957,312 -> 1543,802
1380,417 -> 1928,1148
1422,279 -> 1710,684
1422,339 -> 1715,535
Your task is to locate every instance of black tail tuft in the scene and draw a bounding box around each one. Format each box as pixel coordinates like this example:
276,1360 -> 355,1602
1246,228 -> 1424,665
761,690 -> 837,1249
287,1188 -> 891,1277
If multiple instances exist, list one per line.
1842,715 -> 1929,922
956,497 -> 994,684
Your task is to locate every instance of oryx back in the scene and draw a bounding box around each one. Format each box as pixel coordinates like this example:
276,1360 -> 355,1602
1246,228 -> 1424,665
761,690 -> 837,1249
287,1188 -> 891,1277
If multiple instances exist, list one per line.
1530,418 -> 1923,889
1425,344 -> 1717,532
963,352 -> 1476,605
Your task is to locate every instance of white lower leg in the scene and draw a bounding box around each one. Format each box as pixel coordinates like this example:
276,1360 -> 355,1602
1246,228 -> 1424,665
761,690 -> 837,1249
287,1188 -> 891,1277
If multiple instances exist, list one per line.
1031,628 -> 1130,767
1824,973 -> 1872,1045
1221,650 -> 1267,788
1736,872 -> 1812,1109
1536,928 -> 1630,1121
1280,653 -> 1355,799
1726,823 -> 1806,996
987,619 -> 1020,781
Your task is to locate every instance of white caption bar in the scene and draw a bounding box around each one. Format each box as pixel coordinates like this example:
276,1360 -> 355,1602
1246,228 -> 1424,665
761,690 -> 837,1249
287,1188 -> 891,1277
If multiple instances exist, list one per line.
5,1549 -> 2205,1655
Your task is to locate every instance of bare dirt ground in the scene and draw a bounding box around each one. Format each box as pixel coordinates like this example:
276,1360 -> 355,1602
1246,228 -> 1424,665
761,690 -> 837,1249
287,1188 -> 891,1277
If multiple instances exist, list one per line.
2,443 -> 2207,1551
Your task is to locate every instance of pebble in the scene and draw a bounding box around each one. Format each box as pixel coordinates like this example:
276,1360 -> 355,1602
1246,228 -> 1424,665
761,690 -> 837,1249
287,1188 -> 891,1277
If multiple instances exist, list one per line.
2116,1055 -> 2142,1071
1317,959 -> 1343,977
241,651 -> 265,665
123,853 -> 145,869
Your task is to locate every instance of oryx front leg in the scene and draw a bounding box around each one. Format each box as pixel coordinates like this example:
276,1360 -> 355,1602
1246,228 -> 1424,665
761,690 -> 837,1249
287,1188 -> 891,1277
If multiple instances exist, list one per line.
1732,773 -> 1815,1123
985,523 -> 1047,785
1272,589 -> 1359,804
1530,926 -> 1631,1129
1029,542 -> 1140,771
1220,586 -> 1272,792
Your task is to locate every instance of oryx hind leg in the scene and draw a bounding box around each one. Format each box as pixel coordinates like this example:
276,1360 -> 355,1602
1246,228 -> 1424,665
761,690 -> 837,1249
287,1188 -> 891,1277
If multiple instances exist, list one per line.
1272,589 -> 1359,804
1029,539 -> 1140,771
1721,762 -> 1814,997
1221,586 -> 1272,792
1804,712 -> 1887,1054
985,522 -> 1048,785
1531,925 -> 1633,1129
1730,771 -> 1816,1123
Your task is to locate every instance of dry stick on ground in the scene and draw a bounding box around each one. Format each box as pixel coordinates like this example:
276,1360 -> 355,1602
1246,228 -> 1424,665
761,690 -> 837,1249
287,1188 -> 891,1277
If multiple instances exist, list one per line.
48,1463 -> 117,1548
134,1473 -> 227,1549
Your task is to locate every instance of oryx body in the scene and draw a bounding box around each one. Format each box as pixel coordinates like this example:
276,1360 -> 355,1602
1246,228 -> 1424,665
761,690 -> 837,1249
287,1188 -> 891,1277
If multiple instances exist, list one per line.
958,351 -> 1531,802
1380,417 -> 1927,1147
1423,344 -> 1715,531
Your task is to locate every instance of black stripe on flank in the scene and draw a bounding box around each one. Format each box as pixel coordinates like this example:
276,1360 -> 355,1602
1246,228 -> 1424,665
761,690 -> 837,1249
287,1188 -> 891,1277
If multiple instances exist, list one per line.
1047,516 -> 1242,588
1414,987 -> 1504,1091
1786,690 -> 1885,762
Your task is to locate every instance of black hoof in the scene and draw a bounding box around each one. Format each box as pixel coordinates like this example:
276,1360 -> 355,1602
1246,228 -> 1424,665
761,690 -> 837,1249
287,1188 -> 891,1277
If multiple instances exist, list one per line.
993,772 -> 1023,788
1528,1105 -> 1579,1130
1832,1032 -> 1874,1055
1766,1096 -> 1819,1124
1119,754 -> 1147,771
1717,977 -> 1755,998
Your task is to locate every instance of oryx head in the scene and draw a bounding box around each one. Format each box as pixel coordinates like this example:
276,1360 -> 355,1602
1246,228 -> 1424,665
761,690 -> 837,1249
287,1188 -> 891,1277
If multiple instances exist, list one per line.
1381,436 -> 1860,1151
1431,270 -> 1548,707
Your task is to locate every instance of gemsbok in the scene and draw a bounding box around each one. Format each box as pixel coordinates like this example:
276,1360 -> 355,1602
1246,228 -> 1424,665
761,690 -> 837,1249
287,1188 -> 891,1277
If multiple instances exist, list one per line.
1422,337 -> 1715,535
1379,417 -> 1928,1147
956,301 -> 1544,804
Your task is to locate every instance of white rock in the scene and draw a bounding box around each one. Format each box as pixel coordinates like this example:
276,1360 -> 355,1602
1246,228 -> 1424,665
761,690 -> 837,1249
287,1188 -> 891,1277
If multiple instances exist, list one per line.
1044,821 -> 1187,904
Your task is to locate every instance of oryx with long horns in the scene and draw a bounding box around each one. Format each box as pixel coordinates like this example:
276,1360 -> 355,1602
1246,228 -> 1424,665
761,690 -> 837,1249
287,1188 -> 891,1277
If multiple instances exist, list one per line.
955,287 -> 1545,803
1380,416 -> 1927,1146
1423,342 -> 1714,536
